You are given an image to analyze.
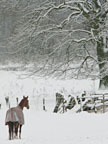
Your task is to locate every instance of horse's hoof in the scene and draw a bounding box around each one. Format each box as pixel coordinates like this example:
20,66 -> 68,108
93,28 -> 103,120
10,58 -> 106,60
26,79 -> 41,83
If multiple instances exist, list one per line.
16,136 -> 18,139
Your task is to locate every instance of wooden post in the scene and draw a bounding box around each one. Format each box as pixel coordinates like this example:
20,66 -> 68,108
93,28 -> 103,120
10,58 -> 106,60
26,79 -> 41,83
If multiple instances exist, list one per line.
93,97 -> 97,113
94,100 -> 97,113
43,98 -> 46,111
103,95 -> 105,113
16,97 -> 19,105
62,100 -> 66,113
9,102 -> 10,109
80,97 -> 83,112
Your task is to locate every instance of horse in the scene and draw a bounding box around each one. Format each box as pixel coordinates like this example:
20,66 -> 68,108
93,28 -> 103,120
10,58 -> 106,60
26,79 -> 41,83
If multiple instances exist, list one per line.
5,96 -> 29,140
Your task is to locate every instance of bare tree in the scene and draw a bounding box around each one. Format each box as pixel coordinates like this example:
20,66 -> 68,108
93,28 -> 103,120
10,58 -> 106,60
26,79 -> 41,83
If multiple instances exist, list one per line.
5,0 -> 108,89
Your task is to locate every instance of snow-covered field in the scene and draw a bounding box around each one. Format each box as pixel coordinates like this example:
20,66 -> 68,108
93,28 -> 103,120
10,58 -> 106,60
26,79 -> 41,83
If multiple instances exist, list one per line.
1,109 -> 108,144
0,70 -> 99,111
0,70 -> 108,144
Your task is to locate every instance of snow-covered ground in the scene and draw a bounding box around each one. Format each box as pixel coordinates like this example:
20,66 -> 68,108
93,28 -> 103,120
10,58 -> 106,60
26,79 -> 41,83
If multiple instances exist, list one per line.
0,70 -> 100,111
0,69 -> 108,144
1,108 -> 108,144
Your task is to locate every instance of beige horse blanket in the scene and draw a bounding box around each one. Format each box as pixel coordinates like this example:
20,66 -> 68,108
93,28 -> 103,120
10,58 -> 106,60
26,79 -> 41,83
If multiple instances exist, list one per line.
5,106 -> 24,125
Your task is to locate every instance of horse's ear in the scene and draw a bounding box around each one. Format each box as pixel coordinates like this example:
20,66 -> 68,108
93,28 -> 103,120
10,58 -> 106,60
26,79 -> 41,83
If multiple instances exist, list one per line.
27,96 -> 28,99
23,96 -> 25,99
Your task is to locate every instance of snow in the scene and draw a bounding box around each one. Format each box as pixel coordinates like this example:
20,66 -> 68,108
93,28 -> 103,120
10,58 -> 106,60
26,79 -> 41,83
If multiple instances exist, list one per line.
0,69 -> 107,144
97,0 -> 101,7
0,69 -> 99,111
1,109 -> 108,144
80,3 -> 89,13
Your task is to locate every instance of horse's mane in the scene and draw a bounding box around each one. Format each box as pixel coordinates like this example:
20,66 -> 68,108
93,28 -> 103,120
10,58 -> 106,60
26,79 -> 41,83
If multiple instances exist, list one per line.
19,99 -> 24,107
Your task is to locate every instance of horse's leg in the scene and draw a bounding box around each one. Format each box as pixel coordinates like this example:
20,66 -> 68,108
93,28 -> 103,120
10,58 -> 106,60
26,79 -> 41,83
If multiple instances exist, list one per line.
8,122 -> 13,140
11,122 -> 14,139
8,123 -> 11,140
13,122 -> 16,139
15,122 -> 19,138
19,125 -> 22,139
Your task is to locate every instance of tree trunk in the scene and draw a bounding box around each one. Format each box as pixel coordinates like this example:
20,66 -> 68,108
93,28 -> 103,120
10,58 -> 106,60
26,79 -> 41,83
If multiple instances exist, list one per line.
99,76 -> 108,89
97,37 -> 108,89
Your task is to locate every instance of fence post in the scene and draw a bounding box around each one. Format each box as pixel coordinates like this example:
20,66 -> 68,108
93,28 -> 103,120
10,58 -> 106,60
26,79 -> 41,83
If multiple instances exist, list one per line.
94,100 -> 97,113
62,103 -> 65,113
62,100 -> 66,113
43,98 -> 46,111
93,97 -> 97,113
80,97 -> 83,112
103,95 -> 105,113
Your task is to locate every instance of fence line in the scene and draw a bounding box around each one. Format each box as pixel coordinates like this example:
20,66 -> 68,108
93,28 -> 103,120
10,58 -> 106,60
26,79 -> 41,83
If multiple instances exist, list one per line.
78,93 -> 108,113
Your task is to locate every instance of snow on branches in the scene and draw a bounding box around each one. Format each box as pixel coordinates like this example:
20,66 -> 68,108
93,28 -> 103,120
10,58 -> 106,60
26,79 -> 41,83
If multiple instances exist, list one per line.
3,0 -> 108,81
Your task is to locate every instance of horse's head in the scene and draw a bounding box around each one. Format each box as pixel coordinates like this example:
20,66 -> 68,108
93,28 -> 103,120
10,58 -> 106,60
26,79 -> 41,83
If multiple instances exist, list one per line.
23,96 -> 29,109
